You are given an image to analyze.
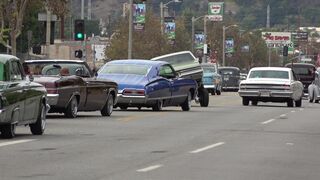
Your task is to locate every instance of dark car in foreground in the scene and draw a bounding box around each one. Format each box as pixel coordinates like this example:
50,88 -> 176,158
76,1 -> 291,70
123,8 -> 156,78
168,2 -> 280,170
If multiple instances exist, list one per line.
218,66 -> 241,91
0,54 -> 49,138
97,60 -> 197,111
151,51 -> 209,107
201,63 -> 222,95
23,59 -> 118,118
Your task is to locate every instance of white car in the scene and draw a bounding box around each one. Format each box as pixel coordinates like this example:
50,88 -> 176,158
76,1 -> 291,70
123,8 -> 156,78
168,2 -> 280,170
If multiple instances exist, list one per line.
238,67 -> 303,107
308,71 -> 320,103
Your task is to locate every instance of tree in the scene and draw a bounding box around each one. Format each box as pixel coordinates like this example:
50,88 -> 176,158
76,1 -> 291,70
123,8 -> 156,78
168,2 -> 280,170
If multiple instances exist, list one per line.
0,0 -> 29,55
46,0 -> 69,40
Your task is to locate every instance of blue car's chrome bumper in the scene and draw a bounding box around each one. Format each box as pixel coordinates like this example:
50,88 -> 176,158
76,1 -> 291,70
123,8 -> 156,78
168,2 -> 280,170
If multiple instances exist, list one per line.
117,94 -> 148,104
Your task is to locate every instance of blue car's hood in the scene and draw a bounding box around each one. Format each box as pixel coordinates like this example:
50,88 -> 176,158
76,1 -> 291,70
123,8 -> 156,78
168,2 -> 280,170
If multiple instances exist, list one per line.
98,74 -> 147,90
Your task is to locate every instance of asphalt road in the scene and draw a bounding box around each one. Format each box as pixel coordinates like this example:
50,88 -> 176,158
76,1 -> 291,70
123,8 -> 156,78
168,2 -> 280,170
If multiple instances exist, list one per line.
1,92 -> 320,180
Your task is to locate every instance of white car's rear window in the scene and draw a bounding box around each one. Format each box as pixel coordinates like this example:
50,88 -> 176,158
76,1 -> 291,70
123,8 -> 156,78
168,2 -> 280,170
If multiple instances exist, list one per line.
249,70 -> 289,79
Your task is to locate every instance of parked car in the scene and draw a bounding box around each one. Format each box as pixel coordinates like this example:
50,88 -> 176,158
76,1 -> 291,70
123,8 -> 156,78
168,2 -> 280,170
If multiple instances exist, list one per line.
97,60 -> 197,111
308,71 -> 320,103
218,66 -> 241,91
200,63 -> 222,95
285,63 -> 316,96
0,54 -> 49,138
23,59 -> 118,118
238,67 -> 303,107
151,51 -> 209,107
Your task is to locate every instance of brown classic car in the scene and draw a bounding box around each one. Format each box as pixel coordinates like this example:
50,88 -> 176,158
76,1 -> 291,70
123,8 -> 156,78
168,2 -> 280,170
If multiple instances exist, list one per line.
23,59 -> 118,118
0,54 -> 49,138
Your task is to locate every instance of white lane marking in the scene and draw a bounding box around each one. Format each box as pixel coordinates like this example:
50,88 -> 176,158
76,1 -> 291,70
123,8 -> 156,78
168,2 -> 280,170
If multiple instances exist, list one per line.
291,110 -> 296,113
261,119 -> 275,125
0,139 -> 36,147
299,108 -> 304,111
136,164 -> 163,172
190,142 -> 225,154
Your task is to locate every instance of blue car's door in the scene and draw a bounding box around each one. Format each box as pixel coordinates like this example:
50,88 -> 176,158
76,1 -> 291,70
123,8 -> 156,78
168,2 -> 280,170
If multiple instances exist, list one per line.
159,65 -> 186,105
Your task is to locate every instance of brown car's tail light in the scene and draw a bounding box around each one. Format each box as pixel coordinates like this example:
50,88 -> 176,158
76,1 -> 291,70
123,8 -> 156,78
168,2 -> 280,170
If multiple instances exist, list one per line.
45,82 -> 58,94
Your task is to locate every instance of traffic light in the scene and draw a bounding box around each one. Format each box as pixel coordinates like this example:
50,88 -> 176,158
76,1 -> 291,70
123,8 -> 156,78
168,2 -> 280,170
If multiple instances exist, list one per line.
283,45 -> 288,56
74,19 -> 85,41
75,50 -> 83,58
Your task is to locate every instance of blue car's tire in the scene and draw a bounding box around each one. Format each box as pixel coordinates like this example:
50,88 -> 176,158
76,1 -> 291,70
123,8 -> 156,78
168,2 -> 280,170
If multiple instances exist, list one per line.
152,100 -> 163,111
181,92 -> 191,111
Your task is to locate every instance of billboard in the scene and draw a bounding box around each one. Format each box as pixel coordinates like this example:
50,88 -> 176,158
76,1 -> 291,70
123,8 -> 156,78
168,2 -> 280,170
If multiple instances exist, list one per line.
262,32 -> 294,54
133,3 -> 146,31
225,38 -> 234,53
164,17 -> 175,44
194,31 -> 205,49
207,2 -> 224,21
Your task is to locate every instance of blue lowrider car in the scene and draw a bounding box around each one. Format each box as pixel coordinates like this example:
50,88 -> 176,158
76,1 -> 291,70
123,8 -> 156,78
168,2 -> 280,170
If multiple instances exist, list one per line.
201,63 -> 222,95
97,60 -> 198,111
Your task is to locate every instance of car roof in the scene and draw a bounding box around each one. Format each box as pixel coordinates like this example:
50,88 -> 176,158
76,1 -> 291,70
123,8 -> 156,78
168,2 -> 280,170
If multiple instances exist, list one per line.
24,59 -> 85,63
151,51 -> 196,60
285,62 -> 315,68
218,66 -> 240,70
0,54 -> 19,63
250,67 -> 292,72
107,59 -> 168,66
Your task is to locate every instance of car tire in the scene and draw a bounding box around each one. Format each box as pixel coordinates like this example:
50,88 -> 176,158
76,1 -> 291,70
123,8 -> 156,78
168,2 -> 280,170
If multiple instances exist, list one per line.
309,91 -> 314,103
30,102 -> 46,135
252,100 -> 258,106
287,100 -> 294,107
0,124 -> 16,139
65,96 -> 78,118
295,99 -> 302,107
242,97 -> 249,106
181,91 -> 192,111
119,106 -> 128,110
152,100 -> 163,111
216,90 -> 221,95
101,94 -> 114,116
315,100 -> 319,103
211,91 -> 215,95
199,88 -> 209,107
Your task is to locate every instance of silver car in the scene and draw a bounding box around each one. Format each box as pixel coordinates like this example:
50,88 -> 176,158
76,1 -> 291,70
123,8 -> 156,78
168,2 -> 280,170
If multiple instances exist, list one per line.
238,67 -> 303,107
308,71 -> 320,103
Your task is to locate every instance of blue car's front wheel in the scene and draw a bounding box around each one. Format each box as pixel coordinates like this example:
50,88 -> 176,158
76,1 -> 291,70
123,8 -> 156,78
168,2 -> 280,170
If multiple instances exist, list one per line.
152,100 -> 163,111
181,92 -> 191,111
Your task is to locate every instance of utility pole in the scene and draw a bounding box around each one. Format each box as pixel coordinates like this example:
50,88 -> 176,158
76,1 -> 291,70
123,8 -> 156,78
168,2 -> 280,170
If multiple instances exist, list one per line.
88,0 -> 92,20
81,0 -> 84,20
128,0 -> 133,59
203,16 -> 207,63
160,2 -> 164,34
266,4 -> 270,29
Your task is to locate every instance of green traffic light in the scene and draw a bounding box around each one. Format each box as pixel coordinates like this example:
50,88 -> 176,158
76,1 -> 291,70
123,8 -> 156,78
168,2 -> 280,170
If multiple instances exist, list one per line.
76,33 -> 83,39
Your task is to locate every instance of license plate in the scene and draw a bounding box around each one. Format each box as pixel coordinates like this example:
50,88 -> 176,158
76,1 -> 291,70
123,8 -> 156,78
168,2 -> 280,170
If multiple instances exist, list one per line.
260,91 -> 270,97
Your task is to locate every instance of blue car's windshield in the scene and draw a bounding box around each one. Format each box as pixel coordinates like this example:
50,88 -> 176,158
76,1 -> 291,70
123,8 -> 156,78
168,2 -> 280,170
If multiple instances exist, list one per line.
249,70 -> 289,79
203,67 -> 216,73
101,64 -> 151,76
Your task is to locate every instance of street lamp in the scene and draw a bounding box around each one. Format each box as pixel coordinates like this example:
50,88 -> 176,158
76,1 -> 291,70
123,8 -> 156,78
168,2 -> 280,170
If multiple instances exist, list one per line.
128,0 -> 133,59
222,24 -> 238,66
160,0 -> 182,34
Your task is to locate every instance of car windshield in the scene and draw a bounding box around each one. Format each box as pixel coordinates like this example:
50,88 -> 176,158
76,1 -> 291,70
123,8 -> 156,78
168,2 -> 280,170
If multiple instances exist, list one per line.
24,62 -> 91,76
100,64 -> 151,76
249,70 -> 289,79
202,67 -> 216,73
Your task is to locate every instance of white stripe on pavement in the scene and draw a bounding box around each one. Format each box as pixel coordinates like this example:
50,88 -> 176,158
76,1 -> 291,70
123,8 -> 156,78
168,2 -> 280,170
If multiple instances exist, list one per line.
137,165 -> 163,172
261,119 -> 275,125
190,142 -> 225,154
0,139 -> 36,147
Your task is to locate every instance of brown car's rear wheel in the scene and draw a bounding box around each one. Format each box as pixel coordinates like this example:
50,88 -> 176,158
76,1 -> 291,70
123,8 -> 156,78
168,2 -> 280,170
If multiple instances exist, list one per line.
65,97 -> 78,118
101,94 -> 114,116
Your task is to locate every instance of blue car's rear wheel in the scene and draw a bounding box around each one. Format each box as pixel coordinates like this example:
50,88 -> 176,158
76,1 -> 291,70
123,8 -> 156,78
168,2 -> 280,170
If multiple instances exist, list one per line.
181,92 -> 191,111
